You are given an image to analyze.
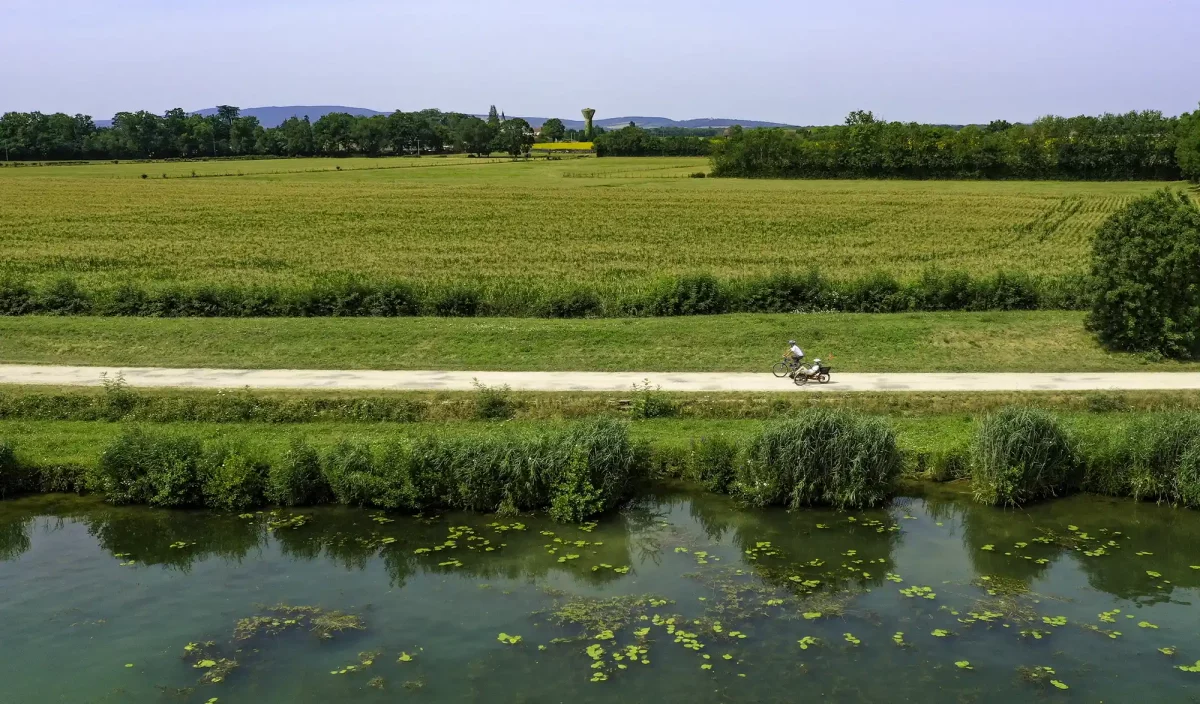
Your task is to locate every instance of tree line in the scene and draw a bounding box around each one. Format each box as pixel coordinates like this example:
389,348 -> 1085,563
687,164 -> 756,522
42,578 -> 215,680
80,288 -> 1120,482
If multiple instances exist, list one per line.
593,124 -> 713,157
0,105 -> 546,160
712,107 -> 1200,181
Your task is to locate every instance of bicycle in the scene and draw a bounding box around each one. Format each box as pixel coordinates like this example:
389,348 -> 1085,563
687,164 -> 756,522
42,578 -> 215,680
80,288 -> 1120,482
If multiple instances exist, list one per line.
771,357 -> 804,378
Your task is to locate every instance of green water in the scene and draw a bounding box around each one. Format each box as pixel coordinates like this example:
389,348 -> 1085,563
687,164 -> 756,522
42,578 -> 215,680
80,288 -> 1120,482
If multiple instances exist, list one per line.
3,487 -> 1200,703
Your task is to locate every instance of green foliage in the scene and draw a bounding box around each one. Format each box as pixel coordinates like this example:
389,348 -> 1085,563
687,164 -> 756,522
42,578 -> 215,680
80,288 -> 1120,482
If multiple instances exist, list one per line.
267,439 -> 331,506
1088,189 -> 1200,358
548,418 -> 640,522
735,410 -> 901,510
971,407 -> 1077,507
94,428 -> 205,507
1178,441 -> 1200,508
629,380 -> 676,420
494,118 -> 535,157
1177,105 -> 1200,182
594,125 -> 711,157
202,446 -> 269,511
688,435 -> 739,493
0,268 -> 1100,319
323,440 -> 383,507
0,439 -> 29,499
711,111 -> 1185,180
539,118 -> 566,143
472,382 -> 516,421
1126,413 -> 1200,504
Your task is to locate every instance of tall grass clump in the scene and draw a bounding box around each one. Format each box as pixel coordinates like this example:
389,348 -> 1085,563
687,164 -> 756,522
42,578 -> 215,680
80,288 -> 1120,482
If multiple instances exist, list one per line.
735,409 -> 901,510
547,418 -> 641,522
687,435 -> 739,493
971,407 -> 1077,507
267,439 -> 331,506
94,428 -> 205,507
1126,412 -> 1200,505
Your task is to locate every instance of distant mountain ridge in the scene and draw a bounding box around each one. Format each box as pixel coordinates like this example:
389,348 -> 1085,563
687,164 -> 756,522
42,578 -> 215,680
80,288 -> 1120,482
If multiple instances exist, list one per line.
95,105 -> 792,129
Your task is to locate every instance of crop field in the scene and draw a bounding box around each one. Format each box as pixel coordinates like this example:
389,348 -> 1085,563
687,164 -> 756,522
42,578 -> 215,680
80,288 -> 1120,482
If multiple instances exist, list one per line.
0,156 -> 1180,293
531,141 -> 594,151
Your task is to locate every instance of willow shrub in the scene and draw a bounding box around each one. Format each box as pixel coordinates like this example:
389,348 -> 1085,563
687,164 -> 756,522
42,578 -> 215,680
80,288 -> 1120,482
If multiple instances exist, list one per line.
267,439 -> 331,506
971,408 -> 1077,507
735,410 -> 901,510
95,428 -> 206,507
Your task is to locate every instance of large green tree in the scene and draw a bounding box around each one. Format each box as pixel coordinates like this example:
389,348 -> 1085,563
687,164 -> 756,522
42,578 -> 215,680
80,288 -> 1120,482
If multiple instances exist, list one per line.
540,118 -> 566,142
1088,189 -> 1200,359
1178,104 -> 1200,182
495,118 -> 534,156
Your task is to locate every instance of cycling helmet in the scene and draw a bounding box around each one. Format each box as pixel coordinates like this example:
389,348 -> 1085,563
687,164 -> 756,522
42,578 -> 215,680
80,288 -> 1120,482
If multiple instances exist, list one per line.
788,340 -> 796,345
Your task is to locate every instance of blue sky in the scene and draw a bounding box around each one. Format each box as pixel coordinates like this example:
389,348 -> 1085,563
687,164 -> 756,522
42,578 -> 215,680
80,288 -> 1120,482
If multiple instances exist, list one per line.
2,0 -> 1197,124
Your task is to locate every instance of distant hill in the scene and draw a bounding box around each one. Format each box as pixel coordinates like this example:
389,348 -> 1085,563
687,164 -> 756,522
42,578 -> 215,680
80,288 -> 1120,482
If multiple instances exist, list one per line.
192,105 -> 386,126
95,106 -> 792,130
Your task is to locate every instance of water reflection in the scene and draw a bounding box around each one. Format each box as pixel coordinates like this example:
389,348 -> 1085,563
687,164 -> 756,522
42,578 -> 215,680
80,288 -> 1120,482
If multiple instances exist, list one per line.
2,489 -> 1200,703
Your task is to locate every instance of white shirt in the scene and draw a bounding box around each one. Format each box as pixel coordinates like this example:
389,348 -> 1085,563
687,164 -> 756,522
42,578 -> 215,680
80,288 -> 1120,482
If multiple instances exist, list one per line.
790,345 -> 804,358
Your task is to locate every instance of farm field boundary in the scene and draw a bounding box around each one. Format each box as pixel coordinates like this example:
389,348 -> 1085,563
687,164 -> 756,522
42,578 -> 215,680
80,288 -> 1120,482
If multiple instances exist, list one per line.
3,311 -> 1199,373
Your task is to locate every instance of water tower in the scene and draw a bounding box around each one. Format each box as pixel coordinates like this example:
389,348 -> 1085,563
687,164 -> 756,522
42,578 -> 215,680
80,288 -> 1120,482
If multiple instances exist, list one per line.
581,108 -> 596,139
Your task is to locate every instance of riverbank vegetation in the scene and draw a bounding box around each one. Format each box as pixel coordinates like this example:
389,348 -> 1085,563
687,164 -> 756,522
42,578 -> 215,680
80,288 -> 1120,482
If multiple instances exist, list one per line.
0,412 -> 907,515
4,407 -> 1200,514
5,384 -> 1200,424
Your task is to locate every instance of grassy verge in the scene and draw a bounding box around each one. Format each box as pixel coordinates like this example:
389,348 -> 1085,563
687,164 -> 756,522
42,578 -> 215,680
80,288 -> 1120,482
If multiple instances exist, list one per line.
0,413 -> 1114,473
3,384 -> 1200,424
3,311 -> 1197,372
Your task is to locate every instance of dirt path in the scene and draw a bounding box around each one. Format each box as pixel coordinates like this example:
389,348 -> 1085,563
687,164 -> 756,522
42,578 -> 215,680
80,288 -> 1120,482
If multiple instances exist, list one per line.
3,365 -> 1200,393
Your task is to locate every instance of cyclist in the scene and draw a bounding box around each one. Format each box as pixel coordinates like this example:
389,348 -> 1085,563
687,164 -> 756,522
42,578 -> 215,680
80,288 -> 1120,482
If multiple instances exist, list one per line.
787,340 -> 805,373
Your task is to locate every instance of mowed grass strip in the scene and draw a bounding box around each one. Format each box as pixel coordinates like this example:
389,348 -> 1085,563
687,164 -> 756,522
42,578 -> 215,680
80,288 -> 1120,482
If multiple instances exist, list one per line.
2,311 -> 1196,372
0,156 -> 1172,289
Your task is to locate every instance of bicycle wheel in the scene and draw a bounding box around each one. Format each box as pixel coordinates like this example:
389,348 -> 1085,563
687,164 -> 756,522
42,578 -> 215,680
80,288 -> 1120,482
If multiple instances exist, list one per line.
794,374 -> 809,386
817,373 -> 830,384
771,361 -> 790,378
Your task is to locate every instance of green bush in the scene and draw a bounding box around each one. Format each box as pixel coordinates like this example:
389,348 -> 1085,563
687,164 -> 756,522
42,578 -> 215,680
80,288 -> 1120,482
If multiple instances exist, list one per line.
971,407 -> 1077,507
1088,189 -> 1200,358
1126,412 -> 1200,504
202,445 -> 269,511
735,410 -> 901,510
267,439 -> 331,506
472,381 -> 516,420
629,380 -> 676,420
95,428 -> 205,506
548,418 -> 640,522
323,440 -> 384,507
0,440 -> 29,499
688,435 -> 739,493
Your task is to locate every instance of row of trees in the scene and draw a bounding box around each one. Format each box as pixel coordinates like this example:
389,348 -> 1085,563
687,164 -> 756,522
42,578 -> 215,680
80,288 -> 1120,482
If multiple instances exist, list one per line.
0,105 -> 540,160
712,108 -> 1200,181
594,124 -> 713,157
